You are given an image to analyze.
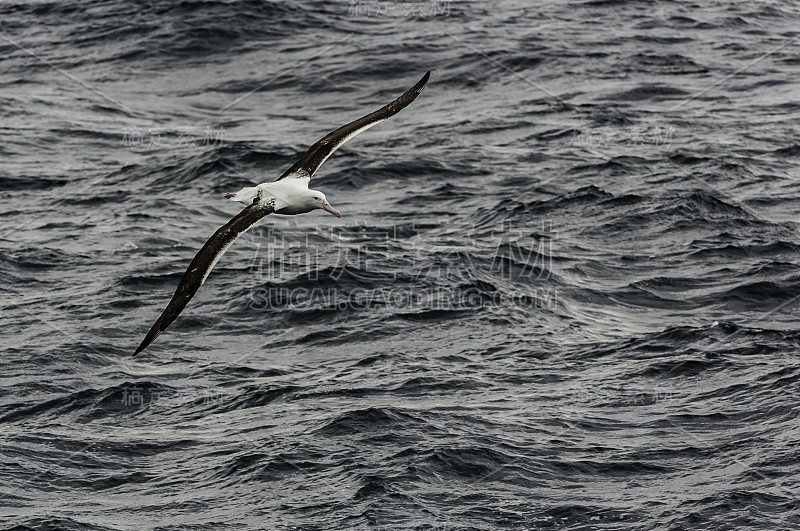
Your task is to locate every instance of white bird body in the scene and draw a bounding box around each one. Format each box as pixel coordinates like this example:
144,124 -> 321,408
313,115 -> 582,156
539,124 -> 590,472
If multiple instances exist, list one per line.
225,173 -> 336,216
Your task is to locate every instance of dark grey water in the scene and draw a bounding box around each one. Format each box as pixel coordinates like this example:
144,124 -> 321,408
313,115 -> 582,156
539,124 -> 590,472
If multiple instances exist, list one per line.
2,1 -> 800,529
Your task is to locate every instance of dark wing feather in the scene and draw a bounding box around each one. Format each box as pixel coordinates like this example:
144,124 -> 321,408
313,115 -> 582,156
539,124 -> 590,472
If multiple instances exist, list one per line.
133,199 -> 274,356
277,71 -> 430,180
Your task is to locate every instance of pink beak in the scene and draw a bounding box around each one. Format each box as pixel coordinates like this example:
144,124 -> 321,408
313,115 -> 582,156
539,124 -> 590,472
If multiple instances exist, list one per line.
322,199 -> 341,218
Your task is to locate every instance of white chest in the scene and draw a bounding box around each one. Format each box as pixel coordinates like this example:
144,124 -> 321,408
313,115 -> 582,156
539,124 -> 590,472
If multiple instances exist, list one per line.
260,179 -> 313,215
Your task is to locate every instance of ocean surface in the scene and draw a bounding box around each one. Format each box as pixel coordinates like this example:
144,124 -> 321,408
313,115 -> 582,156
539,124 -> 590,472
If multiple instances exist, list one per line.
2,0 -> 800,529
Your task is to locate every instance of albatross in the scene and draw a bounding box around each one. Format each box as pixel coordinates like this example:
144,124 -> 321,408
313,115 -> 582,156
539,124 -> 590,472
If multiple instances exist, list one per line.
132,71 -> 430,356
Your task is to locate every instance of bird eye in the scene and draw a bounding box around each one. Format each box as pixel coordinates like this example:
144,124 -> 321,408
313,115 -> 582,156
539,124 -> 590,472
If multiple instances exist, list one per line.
313,196 -> 320,200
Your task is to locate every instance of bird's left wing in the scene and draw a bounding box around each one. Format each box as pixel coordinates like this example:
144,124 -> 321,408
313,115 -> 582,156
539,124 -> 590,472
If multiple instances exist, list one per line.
133,197 -> 275,356
276,71 -> 430,181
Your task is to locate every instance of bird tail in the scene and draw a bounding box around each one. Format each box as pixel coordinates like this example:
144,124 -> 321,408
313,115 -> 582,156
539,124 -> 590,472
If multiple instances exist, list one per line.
223,186 -> 259,205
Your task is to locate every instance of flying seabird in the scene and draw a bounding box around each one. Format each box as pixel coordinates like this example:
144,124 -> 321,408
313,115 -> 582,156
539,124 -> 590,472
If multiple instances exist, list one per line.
132,71 -> 431,356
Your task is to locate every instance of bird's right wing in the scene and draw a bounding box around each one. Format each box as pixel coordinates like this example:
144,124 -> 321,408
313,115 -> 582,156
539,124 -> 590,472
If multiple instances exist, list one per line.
276,71 -> 430,181
133,197 -> 275,356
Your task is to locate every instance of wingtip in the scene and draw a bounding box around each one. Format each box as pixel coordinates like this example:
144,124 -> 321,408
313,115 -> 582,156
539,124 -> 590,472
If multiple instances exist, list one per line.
132,340 -> 148,357
410,71 -> 431,99
390,71 -> 431,112
132,328 -> 163,357
418,71 -> 431,91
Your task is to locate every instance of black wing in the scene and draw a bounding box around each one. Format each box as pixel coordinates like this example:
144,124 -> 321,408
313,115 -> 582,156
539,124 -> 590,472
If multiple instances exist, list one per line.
133,198 -> 275,356
277,71 -> 430,180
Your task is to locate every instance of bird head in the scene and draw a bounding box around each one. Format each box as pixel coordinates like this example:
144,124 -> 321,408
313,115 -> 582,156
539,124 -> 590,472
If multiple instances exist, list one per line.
307,189 -> 341,218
